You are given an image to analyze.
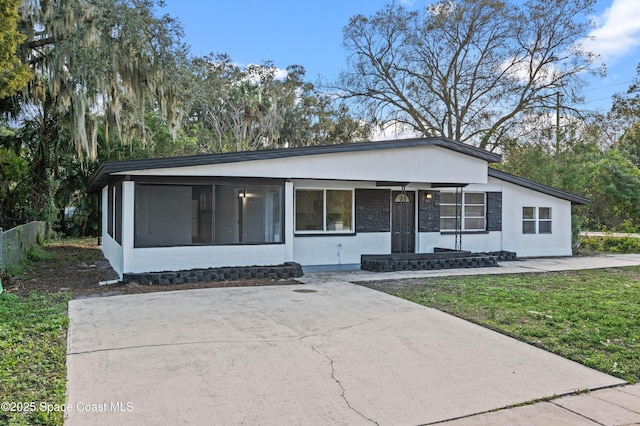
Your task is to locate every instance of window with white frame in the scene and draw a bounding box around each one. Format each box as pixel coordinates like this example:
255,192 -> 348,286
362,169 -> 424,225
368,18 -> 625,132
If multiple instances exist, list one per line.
522,207 -> 536,234
295,189 -> 353,233
440,192 -> 486,231
522,207 -> 552,234
538,207 -> 552,234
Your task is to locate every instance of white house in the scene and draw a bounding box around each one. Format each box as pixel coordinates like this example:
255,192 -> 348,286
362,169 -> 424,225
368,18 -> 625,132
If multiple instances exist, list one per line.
88,137 -> 588,278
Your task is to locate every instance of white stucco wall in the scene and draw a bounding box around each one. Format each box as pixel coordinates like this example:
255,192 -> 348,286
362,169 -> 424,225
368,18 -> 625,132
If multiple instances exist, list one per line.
293,233 -> 391,267
101,186 -> 124,278
432,178 -> 574,257
122,245 -> 288,274
113,145 -> 490,185
500,180 -> 573,257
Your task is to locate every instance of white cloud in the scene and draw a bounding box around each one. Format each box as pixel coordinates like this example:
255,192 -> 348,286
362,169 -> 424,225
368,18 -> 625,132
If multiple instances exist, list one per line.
585,0 -> 640,60
369,120 -> 422,141
242,64 -> 289,84
274,68 -> 289,80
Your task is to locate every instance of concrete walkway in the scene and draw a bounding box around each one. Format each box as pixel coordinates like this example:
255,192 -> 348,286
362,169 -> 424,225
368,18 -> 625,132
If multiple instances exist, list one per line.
65,255 -> 640,425
298,253 -> 640,284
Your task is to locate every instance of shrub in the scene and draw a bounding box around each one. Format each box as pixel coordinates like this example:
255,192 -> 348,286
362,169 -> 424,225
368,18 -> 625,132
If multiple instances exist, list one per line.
27,245 -> 54,262
579,236 -> 640,254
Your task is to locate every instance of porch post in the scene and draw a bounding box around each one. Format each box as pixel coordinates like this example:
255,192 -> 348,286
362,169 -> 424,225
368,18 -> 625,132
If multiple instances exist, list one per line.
121,181 -> 135,273
284,181 -> 294,262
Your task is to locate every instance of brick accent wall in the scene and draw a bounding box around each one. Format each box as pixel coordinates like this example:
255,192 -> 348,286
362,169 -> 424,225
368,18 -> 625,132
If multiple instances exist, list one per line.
361,253 -> 498,272
418,191 -> 440,232
486,192 -> 503,231
355,189 -> 391,232
361,250 -> 516,272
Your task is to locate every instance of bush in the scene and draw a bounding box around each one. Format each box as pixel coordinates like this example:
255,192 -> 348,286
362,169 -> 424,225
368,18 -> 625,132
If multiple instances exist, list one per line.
27,245 -> 54,262
578,236 -> 640,254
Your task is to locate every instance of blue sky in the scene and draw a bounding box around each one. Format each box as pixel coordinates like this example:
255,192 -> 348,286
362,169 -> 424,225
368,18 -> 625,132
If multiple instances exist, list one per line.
162,0 -> 640,113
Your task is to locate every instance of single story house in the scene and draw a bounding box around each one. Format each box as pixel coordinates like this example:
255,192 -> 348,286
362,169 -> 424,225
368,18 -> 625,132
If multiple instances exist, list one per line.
88,137 -> 588,278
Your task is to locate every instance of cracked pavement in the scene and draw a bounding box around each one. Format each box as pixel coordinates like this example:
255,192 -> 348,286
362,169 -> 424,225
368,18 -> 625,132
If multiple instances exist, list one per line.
66,280 -> 624,425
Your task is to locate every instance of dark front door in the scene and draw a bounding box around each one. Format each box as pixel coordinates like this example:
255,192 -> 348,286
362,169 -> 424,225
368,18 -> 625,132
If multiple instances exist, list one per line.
392,191 -> 415,253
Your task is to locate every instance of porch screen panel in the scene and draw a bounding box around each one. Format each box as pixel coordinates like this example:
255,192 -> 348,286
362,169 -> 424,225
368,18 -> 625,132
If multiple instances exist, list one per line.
136,184 -> 193,247
136,182 -> 283,247
192,186 -> 213,244
214,185 -> 239,244
241,185 -> 283,243
107,185 -> 114,237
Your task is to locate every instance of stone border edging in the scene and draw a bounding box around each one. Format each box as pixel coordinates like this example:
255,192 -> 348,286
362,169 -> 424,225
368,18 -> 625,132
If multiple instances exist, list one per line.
123,262 -> 304,285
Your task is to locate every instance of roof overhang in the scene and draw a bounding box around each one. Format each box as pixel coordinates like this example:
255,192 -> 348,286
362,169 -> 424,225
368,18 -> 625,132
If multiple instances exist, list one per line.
88,137 -> 501,193
488,168 -> 589,205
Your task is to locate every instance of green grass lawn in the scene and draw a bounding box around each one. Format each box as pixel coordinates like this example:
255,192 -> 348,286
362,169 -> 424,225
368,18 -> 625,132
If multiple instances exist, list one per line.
391,267 -> 640,384
0,292 -> 69,426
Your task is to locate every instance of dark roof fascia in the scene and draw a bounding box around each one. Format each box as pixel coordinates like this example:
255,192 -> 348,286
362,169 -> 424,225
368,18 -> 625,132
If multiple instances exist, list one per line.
88,138 -> 501,193
488,168 -> 589,205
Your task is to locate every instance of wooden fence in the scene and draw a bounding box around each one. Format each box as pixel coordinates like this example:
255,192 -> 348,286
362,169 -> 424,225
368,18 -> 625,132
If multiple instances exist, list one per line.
0,221 -> 46,273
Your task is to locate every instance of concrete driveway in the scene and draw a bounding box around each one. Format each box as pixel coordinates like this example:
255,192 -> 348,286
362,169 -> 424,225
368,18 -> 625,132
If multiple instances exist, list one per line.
66,281 -> 624,425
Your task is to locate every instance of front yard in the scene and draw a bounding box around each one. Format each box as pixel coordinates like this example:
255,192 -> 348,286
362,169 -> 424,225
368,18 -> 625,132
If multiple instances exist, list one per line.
1,239 -> 639,425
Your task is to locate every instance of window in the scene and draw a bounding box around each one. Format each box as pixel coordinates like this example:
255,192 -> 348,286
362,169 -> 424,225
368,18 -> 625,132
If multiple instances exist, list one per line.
135,183 -> 283,247
295,189 -> 353,233
539,207 -> 552,234
440,192 -> 486,231
522,207 -> 552,234
522,207 -> 536,234
295,190 -> 323,231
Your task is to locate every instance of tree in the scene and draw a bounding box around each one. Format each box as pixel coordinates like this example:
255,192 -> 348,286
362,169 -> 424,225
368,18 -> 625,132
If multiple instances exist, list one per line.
13,0 -> 189,158
336,0 -> 601,151
0,144 -> 30,229
611,63 -> 640,166
585,149 -> 640,231
187,55 -> 369,152
0,0 -> 31,97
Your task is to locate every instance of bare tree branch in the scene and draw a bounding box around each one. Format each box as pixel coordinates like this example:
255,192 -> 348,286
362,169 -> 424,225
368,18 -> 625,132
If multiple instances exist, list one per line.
332,0 -> 601,150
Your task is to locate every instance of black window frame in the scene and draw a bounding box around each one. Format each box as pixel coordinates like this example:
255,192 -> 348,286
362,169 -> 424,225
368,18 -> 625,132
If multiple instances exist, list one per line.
133,178 -> 285,248
294,188 -> 355,234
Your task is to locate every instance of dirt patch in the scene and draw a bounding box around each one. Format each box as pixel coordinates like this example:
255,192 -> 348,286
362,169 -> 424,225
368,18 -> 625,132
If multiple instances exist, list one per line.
3,239 -> 300,299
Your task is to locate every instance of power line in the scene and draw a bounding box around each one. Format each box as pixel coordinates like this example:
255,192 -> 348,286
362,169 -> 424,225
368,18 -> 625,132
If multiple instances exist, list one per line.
583,95 -> 615,104
582,79 -> 634,93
